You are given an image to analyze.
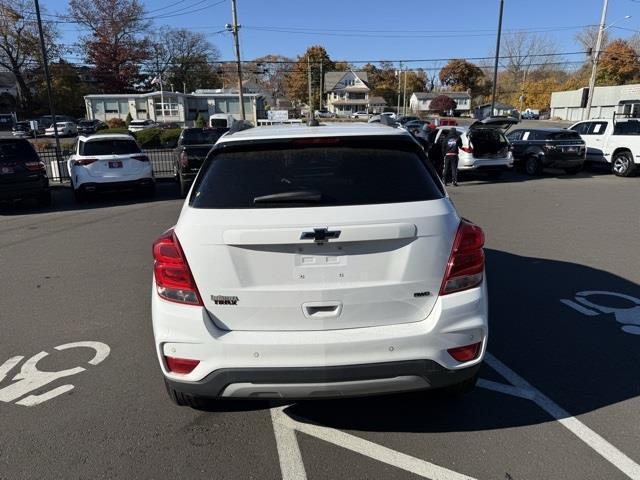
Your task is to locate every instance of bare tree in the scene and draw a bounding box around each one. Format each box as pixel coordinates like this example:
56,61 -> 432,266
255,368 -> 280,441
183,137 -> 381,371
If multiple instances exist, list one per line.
575,25 -> 610,59
501,32 -> 561,79
0,0 -> 58,111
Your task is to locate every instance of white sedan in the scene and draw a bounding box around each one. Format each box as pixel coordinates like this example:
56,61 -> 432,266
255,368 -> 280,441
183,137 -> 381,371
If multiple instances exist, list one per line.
128,119 -> 159,133
67,134 -> 155,201
44,122 -> 77,137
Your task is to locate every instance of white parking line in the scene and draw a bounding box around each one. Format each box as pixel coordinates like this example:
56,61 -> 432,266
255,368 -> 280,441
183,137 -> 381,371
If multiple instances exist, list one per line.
270,408 -> 307,480
271,406 -> 477,480
485,352 -> 640,480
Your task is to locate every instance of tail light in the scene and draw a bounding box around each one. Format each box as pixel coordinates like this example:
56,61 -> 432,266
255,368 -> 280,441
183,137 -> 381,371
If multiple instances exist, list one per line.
24,161 -> 45,172
461,146 -> 473,154
73,158 -> 97,166
165,356 -> 200,374
179,150 -> 189,168
131,155 -> 149,162
447,342 -> 482,362
153,229 -> 202,306
440,219 -> 485,295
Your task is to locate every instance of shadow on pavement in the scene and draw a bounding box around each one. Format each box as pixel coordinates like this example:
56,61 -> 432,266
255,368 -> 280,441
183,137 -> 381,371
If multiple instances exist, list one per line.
457,163 -> 614,185
0,180 -> 182,216
283,249 -> 640,433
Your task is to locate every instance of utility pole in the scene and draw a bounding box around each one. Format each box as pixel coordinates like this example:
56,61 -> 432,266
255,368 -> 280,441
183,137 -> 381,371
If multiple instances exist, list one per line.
307,55 -> 313,118
228,0 -> 245,120
319,60 -> 323,111
403,67 -> 408,116
33,0 -> 61,161
585,0 -> 609,120
396,63 -> 402,116
490,0 -> 504,118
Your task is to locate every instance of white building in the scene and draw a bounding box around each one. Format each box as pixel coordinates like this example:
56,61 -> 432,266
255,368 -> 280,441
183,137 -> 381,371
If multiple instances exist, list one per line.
324,71 -> 370,115
550,84 -> 640,121
410,92 -> 471,115
84,89 -> 266,125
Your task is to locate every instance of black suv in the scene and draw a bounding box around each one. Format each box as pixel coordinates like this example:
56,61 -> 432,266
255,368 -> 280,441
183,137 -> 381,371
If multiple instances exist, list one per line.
174,127 -> 225,197
77,119 -> 107,135
506,128 -> 586,175
0,139 -> 51,206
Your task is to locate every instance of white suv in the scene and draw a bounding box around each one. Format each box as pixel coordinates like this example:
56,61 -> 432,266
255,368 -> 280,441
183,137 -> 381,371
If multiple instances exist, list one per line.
67,134 -> 154,200
151,123 -> 488,406
429,117 -> 516,175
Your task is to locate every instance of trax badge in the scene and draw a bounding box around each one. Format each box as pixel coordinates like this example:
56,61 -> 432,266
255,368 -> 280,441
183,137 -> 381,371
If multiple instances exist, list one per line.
211,295 -> 239,305
301,228 -> 341,243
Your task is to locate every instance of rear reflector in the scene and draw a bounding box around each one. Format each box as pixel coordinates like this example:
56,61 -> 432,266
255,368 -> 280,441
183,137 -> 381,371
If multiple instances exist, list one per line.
440,219 -> 485,295
447,342 -> 482,362
165,356 -> 200,374
153,229 -> 203,306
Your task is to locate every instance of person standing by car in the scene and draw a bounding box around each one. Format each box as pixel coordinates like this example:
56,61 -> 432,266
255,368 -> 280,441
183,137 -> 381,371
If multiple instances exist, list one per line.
442,129 -> 461,186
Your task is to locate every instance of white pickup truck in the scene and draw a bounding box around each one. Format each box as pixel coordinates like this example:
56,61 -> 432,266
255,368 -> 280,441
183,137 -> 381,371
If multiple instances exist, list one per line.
569,118 -> 640,177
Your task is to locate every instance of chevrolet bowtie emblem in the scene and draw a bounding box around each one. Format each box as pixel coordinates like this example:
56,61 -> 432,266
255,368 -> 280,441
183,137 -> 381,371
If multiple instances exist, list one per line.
301,228 -> 341,242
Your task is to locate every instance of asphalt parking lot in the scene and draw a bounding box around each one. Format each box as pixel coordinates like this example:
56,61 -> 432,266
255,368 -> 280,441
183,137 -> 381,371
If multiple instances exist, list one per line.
1,169 -> 639,480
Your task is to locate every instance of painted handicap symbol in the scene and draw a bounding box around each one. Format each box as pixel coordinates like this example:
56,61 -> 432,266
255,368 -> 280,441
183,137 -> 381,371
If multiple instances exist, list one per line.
561,290 -> 640,335
0,341 -> 110,407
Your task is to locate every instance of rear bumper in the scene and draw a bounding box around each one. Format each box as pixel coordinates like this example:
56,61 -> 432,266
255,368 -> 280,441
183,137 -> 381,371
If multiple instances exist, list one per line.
78,178 -> 154,192
153,280 -> 488,399
543,157 -> 584,168
0,177 -> 48,200
457,153 -> 513,171
165,359 -> 481,399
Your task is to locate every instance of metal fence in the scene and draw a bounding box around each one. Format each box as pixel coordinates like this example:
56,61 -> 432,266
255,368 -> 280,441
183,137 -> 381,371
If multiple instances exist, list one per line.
37,147 -> 176,183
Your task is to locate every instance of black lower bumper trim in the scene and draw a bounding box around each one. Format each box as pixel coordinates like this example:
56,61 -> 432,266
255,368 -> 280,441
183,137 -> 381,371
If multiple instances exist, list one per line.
165,360 -> 482,399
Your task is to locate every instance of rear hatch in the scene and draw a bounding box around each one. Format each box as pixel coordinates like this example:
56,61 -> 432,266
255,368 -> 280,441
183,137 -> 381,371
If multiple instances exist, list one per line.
176,135 -> 458,332
538,130 -> 586,160
79,137 -> 147,178
0,140 -> 42,185
468,117 -> 518,158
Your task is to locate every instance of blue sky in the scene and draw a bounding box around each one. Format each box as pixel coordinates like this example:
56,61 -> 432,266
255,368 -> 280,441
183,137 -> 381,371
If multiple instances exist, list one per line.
43,0 -> 640,68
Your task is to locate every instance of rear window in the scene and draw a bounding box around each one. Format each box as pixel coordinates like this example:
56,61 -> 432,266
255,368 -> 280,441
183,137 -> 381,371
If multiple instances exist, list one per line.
182,129 -> 222,145
190,138 -> 443,209
80,139 -> 141,156
613,121 -> 640,135
539,131 -> 582,141
0,140 -> 38,161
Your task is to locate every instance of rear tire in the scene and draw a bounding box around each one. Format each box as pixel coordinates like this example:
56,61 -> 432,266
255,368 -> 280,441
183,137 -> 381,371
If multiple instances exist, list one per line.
178,175 -> 190,198
73,187 -> 86,203
525,155 -> 542,176
164,379 -> 208,409
612,151 -> 636,177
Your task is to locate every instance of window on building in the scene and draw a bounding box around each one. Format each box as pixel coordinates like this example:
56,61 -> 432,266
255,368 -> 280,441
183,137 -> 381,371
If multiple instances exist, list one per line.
154,98 -> 179,117
119,100 -> 129,116
135,99 -> 147,114
105,100 -> 118,114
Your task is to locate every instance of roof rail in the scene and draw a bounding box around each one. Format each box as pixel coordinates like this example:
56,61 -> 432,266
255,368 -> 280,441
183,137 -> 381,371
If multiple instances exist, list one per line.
228,119 -> 254,134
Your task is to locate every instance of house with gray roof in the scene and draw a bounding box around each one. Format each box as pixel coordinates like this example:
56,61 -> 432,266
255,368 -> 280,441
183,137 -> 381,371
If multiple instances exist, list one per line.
409,91 -> 471,115
324,70 -> 370,116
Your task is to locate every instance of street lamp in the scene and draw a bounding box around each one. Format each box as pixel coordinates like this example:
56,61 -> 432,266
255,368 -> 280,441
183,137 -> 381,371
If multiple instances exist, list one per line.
584,1 -> 632,119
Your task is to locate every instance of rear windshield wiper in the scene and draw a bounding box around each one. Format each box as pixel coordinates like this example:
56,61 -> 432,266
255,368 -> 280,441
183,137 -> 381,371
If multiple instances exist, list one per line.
253,190 -> 322,204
